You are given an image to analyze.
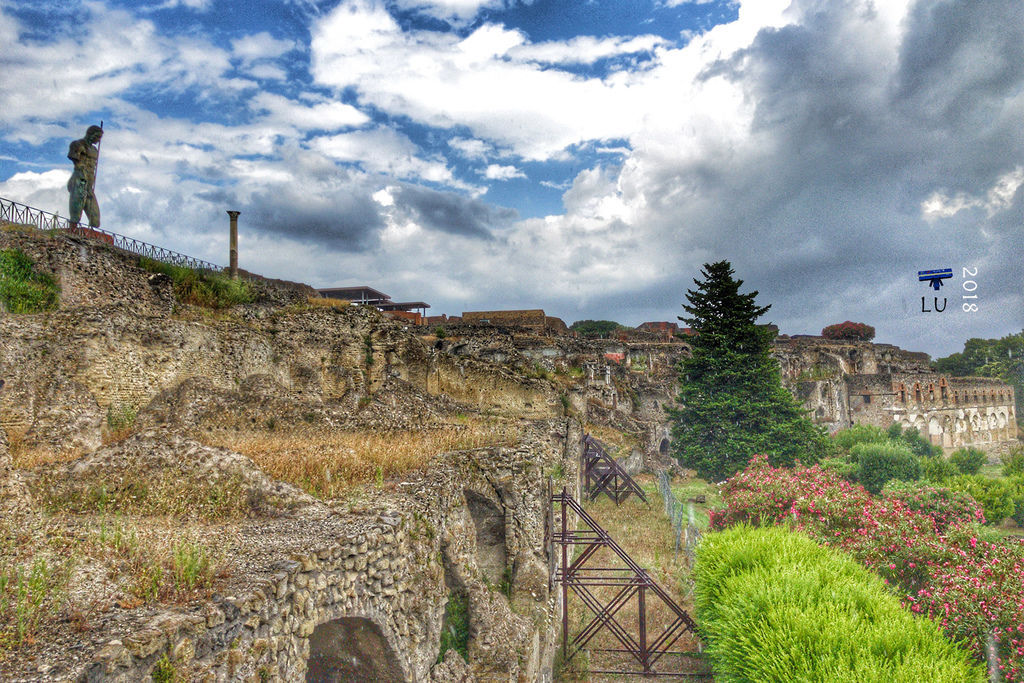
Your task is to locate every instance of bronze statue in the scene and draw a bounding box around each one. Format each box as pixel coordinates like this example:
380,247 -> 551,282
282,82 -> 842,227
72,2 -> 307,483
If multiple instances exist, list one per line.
67,125 -> 103,227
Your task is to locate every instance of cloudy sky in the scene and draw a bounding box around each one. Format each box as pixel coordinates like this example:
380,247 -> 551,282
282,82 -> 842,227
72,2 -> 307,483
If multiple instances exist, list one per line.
1,0 -> 1021,357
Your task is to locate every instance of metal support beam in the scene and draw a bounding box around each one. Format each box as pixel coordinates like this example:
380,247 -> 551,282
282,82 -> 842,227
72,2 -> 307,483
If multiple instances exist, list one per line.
552,487 -> 705,677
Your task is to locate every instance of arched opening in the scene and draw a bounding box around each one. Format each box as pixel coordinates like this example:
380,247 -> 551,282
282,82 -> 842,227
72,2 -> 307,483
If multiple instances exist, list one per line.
464,489 -> 507,587
659,438 -> 669,455
306,617 -> 404,682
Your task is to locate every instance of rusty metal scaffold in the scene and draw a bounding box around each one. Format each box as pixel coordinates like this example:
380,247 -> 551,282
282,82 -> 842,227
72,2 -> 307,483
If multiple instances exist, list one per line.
582,434 -> 649,506
552,487 -> 704,677
0,196 -> 223,273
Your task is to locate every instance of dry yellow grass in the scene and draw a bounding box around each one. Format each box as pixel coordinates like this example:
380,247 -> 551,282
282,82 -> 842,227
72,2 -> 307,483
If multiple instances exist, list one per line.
208,419 -> 520,499
7,430 -> 81,469
585,423 -> 642,455
305,295 -> 349,308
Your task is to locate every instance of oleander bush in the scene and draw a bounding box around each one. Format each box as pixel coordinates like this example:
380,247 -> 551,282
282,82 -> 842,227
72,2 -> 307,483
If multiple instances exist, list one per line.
881,480 -> 984,532
710,456 -> 1024,680
943,475 -> 1015,525
694,525 -> 985,682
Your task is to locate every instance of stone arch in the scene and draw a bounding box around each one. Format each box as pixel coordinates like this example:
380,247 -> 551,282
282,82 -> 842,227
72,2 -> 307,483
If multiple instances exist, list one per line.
464,488 -> 508,587
306,616 -> 406,682
914,383 -> 922,402
659,438 -> 669,456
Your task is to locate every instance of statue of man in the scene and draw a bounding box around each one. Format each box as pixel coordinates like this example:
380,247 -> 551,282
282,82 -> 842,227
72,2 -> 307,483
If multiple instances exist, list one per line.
67,125 -> 103,227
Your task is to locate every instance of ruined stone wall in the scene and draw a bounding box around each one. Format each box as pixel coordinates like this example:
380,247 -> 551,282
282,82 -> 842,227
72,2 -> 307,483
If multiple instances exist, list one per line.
79,420 -> 583,682
0,256 -> 560,455
850,374 -> 1018,453
463,310 -> 548,329
774,336 -> 1018,453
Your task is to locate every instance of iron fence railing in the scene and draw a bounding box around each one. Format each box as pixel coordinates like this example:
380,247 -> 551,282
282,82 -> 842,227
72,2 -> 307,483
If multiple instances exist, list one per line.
0,195 -> 223,273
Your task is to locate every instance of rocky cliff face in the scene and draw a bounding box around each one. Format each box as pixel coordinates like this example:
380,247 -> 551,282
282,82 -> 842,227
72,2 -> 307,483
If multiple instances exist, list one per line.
0,227 -> 576,682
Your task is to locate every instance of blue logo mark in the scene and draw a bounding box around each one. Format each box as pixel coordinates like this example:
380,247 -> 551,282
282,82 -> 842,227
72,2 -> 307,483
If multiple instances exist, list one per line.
918,268 -> 952,290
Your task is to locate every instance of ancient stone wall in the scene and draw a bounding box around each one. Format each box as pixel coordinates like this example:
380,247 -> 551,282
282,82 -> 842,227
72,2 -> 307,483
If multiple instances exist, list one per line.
775,337 -> 1018,453
77,419 -> 582,682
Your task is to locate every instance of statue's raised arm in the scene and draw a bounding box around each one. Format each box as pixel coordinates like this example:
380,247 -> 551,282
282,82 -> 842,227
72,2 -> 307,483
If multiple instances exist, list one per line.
67,125 -> 103,228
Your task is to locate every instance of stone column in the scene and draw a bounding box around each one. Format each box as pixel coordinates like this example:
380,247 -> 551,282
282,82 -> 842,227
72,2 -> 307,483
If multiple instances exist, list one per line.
227,210 -> 240,279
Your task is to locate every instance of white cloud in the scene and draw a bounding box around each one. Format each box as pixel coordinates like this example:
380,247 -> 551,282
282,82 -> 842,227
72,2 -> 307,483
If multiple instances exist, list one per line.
310,127 -> 455,183
508,34 -> 666,65
448,137 -> 492,159
250,92 -> 370,131
311,4 -> 657,161
389,0 -> 511,23
152,0 -> 213,10
921,167 -> 1024,221
231,32 -> 296,62
483,164 -> 525,180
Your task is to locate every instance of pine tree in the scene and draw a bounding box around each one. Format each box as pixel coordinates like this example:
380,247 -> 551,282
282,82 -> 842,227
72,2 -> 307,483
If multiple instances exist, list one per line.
667,261 -> 830,481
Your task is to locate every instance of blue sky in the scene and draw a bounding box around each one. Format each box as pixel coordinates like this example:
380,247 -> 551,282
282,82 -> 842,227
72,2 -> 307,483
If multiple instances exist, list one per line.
1,0 -> 1022,356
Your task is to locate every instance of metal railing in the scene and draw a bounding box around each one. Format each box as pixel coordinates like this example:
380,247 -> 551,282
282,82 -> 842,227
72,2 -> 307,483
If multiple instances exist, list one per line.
0,196 -> 223,273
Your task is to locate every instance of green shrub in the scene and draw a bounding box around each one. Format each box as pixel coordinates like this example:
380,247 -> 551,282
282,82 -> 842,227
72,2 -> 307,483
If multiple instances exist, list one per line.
851,441 -> 920,494
833,424 -> 888,451
1002,447 -> 1024,477
919,456 -> 958,484
0,248 -> 60,313
694,525 -> 985,682
819,456 -> 857,481
138,257 -> 252,309
949,447 -> 986,475
900,427 -> 941,458
945,475 -> 1015,525
1007,474 -> 1024,527
886,423 -> 904,440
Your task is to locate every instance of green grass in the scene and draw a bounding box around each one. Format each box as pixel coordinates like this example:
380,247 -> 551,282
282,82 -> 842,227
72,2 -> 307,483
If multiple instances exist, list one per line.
138,256 -> 253,309
437,591 -> 469,663
0,248 -> 59,313
694,525 -> 985,682
671,477 -> 721,529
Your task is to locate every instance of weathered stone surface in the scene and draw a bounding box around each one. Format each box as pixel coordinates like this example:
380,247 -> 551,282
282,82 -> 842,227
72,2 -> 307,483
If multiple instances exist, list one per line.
26,429 -> 318,516
775,336 -> 1018,453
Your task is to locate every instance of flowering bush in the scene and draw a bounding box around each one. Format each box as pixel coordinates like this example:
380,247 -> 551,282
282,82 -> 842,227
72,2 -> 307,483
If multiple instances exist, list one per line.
821,320 -> 875,341
711,455 -> 1024,680
944,475 -> 1016,525
882,480 -> 985,532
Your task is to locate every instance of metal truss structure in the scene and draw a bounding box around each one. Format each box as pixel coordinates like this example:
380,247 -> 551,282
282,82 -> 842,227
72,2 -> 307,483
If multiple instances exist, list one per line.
582,434 -> 649,505
552,487 -> 705,677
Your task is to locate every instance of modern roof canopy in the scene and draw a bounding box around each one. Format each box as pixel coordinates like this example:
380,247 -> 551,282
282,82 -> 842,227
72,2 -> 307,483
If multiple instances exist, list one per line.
318,286 -> 429,315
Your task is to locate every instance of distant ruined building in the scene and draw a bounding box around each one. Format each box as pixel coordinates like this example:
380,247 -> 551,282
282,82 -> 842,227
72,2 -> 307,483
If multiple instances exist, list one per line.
774,336 -> 1018,454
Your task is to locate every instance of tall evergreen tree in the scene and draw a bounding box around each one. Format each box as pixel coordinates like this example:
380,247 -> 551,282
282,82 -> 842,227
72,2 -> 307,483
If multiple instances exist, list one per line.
667,261 -> 830,481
